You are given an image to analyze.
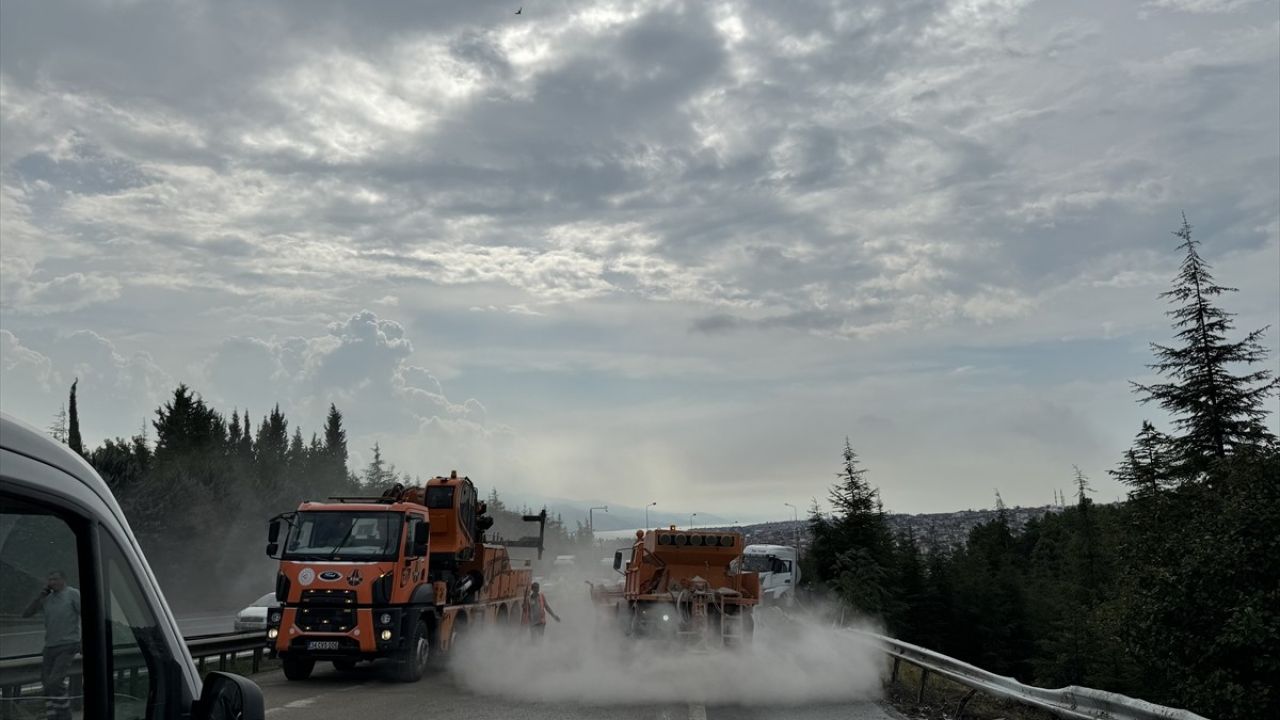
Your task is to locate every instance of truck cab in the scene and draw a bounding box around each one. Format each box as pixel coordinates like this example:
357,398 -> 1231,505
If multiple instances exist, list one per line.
741,544 -> 799,606
0,412 -> 264,719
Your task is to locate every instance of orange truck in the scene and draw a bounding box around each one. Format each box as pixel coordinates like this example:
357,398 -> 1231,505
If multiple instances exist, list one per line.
264,471 -> 545,681
592,527 -> 760,648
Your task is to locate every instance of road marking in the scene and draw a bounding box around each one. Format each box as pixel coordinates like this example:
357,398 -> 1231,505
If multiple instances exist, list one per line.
689,703 -> 707,720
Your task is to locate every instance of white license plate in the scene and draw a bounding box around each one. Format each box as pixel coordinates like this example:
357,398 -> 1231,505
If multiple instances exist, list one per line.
307,641 -> 340,651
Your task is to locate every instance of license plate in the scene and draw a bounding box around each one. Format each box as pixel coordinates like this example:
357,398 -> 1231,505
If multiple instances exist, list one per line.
307,641 -> 340,651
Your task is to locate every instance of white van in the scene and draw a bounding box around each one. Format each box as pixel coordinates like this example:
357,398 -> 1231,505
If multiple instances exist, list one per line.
0,412 -> 264,719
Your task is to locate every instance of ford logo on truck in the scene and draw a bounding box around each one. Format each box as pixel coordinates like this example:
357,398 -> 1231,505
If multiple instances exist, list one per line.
318,571 -> 342,581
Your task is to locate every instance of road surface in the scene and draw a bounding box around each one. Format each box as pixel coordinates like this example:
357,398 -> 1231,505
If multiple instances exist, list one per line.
256,665 -> 898,720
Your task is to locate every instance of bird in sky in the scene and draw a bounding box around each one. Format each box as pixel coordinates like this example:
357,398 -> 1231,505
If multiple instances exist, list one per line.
515,6 -> 522,14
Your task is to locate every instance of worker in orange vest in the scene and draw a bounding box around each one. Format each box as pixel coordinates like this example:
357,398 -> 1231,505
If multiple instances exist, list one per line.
522,582 -> 561,640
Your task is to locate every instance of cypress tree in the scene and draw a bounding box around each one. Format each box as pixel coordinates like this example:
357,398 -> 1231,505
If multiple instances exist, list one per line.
68,379 -> 83,456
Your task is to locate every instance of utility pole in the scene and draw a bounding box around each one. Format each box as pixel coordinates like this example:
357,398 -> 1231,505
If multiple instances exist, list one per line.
645,501 -> 657,529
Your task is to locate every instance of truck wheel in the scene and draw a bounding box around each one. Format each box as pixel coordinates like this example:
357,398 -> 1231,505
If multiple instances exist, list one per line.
332,659 -> 357,672
282,656 -> 315,681
393,620 -> 429,682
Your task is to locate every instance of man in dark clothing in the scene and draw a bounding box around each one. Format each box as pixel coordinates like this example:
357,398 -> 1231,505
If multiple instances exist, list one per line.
525,582 -> 560,640
23,570 -> 81,720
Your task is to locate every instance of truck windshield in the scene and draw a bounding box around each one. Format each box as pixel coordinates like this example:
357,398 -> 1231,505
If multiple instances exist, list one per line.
740,555 -> 774,573
282,511 -> 402,561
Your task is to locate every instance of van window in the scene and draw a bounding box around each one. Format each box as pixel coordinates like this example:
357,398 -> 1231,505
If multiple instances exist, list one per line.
102,532 -> 181,720
0,499 -> 83,720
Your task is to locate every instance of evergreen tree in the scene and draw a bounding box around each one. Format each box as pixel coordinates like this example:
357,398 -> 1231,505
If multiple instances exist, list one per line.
323,404 -> 348,467
67,379 -> 83,456
362,443 -> 394,488
1109,421 -> 1174,499
49,404 -> 68,443
1133,215 -> 1278,473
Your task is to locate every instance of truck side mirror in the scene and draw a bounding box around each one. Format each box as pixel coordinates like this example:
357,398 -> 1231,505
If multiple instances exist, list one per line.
194,671 -> 265,720
266,519 -> 282,558
412,521 -> 430,556
613,550 -> 623,572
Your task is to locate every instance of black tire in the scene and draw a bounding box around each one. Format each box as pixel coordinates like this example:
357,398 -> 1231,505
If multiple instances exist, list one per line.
282,656 -> 315,681
332,659 -> 357,672
392,620 -> 429,682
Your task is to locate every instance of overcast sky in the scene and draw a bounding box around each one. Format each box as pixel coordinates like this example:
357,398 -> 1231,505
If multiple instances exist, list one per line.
1,0 -> 1276,519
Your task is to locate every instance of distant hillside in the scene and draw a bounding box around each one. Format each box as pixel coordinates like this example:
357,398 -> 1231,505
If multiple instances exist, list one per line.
702,504 -> 1068,551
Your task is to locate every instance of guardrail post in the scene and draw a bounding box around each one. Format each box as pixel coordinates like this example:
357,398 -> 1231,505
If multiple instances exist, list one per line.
890,657 -> 900,683
916,668 -> 929,704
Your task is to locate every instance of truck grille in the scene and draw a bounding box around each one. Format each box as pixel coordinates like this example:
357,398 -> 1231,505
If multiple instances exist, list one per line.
298,588 -> 357,632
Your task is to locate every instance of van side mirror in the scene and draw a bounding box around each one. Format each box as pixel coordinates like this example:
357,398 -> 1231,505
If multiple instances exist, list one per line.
266,519 -> 282,558
412,521 -> 430,556
613,550 -> 623,572
194,671 -> 265,720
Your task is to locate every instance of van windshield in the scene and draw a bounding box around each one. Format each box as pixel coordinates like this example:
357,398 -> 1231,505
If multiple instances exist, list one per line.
282,511 -> 402,561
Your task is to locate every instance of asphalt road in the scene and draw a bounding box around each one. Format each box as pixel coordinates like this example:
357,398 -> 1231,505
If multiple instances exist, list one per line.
256,665 -> 897,720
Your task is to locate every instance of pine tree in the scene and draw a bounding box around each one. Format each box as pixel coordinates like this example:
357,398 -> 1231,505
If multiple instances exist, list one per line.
49,404 -> 68,443
323,403 -> 348,467
67,379 -> 83,456
1109,422 -> 1173,498
830,437 -> 879,517
363,443 -> 392,489
1133,215 -> 1278,473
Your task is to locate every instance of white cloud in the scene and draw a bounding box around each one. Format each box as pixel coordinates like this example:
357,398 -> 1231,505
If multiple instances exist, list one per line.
0,0 -> 1276,513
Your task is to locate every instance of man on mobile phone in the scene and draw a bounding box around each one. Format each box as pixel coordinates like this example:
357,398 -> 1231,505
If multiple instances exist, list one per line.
23,570 -> 80,720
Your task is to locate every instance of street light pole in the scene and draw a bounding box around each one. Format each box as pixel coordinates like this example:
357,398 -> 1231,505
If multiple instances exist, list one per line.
645,501 -> 657,529
689,512 -> 697,528
784,502 -> 800,558
589,505 -> 608,533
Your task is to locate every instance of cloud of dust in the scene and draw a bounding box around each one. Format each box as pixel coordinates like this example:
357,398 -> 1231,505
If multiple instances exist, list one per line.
449,574 -> 885,706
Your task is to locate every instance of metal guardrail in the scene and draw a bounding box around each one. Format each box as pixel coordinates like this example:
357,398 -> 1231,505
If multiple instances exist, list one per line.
0,631 -> 268,711
846,628 -> 1211,720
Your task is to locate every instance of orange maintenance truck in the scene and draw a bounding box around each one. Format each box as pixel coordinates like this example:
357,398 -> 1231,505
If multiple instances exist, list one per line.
592,527 -> 760,648
265,472 -> 545,681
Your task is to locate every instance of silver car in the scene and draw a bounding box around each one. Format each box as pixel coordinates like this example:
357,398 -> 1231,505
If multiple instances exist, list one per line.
235,593 -> 281,632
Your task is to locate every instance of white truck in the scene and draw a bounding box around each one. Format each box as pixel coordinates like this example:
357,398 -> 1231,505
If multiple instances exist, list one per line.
740,544 -> 799,606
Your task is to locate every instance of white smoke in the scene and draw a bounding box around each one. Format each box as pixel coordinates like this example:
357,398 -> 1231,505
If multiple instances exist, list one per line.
448,577 -> 885,706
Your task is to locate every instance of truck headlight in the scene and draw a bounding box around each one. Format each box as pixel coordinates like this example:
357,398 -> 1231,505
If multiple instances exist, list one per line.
267,628 -> 279,639
379,613 -> 392,625
380,630 -> 393,641
662,614 -> 670,622
269,612 -> 282,625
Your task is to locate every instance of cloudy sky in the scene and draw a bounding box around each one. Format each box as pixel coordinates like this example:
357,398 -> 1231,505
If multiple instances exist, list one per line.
1,0 -> 1276,519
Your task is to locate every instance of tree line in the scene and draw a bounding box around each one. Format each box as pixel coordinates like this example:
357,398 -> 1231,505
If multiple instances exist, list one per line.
56,387 -> 581,613
803,216 -> 1277,720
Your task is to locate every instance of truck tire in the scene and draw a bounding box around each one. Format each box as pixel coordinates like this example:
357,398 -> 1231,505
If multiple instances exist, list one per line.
332,659 -> 357,672
393,620 -> 429,682
282,656 -> 315,681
